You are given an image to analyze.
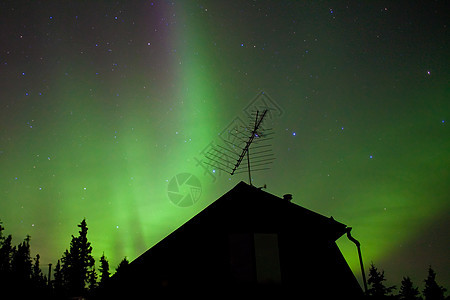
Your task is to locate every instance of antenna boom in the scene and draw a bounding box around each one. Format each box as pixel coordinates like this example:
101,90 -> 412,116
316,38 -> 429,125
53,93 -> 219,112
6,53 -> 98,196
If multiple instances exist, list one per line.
203,107 -> 276,185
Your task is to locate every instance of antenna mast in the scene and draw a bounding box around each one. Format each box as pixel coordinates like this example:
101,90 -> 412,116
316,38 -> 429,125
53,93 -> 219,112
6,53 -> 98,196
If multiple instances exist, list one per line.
203,109 -> 275,185
231,110 -> 267,178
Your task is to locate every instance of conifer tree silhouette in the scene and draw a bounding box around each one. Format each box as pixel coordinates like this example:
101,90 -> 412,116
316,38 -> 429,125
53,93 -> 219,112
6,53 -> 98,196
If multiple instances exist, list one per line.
61,218 -> 95,297
11,235 -> 32,284
423,266 -> 446,300
0,222 -> 13,277
399,276 -> 422,300
115,257 -> 129,275
0,221 -> 14,295
53,259 -> 65,297
31,253 -> 47,292
88,266 -> 98,291
367,263 -> 396,299
99,253 -> 110,287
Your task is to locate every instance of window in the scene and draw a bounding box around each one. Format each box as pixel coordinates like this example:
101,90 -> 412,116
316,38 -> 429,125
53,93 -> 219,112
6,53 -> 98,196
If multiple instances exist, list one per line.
228,233 -> 281,283
254,233 -> 281,283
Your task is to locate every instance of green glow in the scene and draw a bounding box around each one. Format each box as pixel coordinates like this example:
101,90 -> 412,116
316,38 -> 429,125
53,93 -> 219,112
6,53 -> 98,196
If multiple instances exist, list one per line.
0,1 -> 448,289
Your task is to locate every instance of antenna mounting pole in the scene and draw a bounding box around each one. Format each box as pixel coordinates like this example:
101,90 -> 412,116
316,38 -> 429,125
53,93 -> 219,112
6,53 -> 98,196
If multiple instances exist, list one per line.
247,148 -> 252,185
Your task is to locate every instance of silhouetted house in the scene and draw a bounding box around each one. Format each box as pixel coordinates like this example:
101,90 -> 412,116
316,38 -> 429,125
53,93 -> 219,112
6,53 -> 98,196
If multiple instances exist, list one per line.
100,181 -> 363,299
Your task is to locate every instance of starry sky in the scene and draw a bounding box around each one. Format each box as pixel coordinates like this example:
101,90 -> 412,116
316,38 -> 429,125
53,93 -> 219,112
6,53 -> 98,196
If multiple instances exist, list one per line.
0,0 -> 448,289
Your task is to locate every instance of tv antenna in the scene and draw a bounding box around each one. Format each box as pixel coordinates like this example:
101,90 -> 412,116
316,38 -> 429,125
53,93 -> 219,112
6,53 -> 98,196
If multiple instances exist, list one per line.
203,109 -> 275,185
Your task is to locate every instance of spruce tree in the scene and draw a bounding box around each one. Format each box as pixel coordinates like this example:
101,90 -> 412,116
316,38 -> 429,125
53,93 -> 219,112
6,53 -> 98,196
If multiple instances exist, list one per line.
115,257 -> 129,275
0,222 -> 14,293
0,222 -> 14,276
11,235 -> 32,283
399,276 -> 422,300
88,266 -> 98,291
423,267 -> 446,300
53,259 -> 66,297
31,254 -> 44,283
61,218 -> 95,297
9,235 -> 33,298
99,253 -> 110,287
31,254 -> 47,294
367,263 -> 396,299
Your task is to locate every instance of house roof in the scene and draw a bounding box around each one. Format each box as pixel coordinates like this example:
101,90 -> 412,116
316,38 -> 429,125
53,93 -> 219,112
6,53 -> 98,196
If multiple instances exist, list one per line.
131,181 -> 349,266
99,181 -> 362,298
192,181 -> 348,240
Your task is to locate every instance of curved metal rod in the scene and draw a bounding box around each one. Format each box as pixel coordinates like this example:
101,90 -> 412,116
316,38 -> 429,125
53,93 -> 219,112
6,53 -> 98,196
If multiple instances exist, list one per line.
346,227 -> 368,294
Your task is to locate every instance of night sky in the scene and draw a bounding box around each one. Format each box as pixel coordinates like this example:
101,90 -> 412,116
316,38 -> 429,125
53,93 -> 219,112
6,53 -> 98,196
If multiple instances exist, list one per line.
1,0 -> 448,289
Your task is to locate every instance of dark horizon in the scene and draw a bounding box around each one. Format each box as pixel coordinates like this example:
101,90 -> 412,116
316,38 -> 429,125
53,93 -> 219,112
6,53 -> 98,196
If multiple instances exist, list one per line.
2,182 -> 449,299
0,0 -> 448,293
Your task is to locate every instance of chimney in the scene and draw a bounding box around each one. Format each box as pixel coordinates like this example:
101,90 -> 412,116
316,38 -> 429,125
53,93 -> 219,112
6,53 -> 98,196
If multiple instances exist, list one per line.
283,194 -> 293,202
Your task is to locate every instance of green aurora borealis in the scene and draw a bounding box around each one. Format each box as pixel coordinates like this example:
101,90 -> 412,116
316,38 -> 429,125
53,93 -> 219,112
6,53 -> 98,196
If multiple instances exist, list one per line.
0,1 -> 449,288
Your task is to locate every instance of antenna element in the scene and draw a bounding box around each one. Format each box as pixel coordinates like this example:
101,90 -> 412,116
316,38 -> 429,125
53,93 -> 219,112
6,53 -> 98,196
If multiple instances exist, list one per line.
204,109 -> 275,185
